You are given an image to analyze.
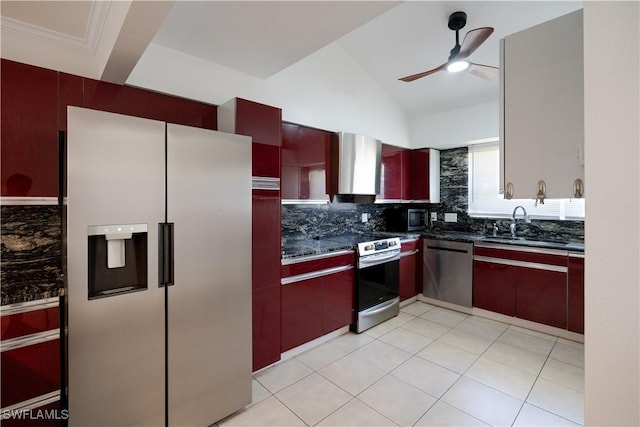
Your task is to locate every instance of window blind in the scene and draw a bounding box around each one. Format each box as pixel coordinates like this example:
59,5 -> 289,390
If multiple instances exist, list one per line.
468,142 -> 585,220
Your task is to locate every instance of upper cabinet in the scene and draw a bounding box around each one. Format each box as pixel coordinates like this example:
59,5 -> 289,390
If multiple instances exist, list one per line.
218,98 -> 282,178
378,145 -> 440,203
500,10 -> 584,200
1,60 -> 58,197
380,144 -> 410,201
409,148 -> 440,203
281,122 -> 331,201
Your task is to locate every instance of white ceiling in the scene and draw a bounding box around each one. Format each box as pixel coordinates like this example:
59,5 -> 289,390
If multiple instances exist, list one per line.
1,0 -> 582,117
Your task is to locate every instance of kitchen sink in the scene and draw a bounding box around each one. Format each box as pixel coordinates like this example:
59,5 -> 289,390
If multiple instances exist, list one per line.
482,235 -> 525,241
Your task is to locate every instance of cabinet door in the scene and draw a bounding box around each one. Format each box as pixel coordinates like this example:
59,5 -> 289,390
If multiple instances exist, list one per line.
515,266 -> 567,329
1,339 -> 60,408
252,190 -> 282,370
323,269 -> 354,333
235,98 -> 282,147
399,250 -> 418,301
82,78 -> 215,129
1,59 -> 58,197
281,278 -> 324,352
381,145 -> 410,200
409,149 -> 430,201
568,256 -> 584,334
501,10 -> 584,199
473,261 -> 515,316
281,123 -> 330,200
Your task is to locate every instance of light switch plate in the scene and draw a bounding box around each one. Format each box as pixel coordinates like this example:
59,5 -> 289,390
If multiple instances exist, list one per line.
361,213 -> 368,223
444,213 -> 457,222
431,212 -> 437,221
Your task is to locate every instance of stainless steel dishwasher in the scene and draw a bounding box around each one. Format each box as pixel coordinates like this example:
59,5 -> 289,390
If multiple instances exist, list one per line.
423,239 -> 473,307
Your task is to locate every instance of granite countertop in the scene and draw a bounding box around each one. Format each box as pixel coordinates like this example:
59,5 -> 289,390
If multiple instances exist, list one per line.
421,230 -> 584,252
282,230 -> 584,260
281,232 -> 418,260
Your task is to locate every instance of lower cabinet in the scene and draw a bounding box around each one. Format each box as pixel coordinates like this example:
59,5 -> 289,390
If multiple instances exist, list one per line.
473,260 -> 515,316
252,190 -> 282,371
568,254 -> 585,334
515,265 -> 567,329
399,239 -> 420,301
281,252 -> 354,352
474,244 -> 570,330
1,301 -> 62,426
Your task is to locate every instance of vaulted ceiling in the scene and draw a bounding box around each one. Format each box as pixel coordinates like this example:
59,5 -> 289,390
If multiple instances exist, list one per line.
1,1 -> 582,117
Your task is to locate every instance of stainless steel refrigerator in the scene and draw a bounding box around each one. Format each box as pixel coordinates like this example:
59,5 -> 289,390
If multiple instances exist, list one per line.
66,106 -> 252,426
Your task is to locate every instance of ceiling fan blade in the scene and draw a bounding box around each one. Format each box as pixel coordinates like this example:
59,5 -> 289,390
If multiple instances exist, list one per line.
466,63 -> 500,80
399,63 -> 447,82
458,27 -> 494,59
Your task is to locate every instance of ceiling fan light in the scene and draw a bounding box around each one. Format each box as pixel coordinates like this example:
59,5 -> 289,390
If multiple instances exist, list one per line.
447,60 -> 470,72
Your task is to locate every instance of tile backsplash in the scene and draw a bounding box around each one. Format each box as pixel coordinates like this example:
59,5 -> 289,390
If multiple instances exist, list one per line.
282,146 -> 584,243
1,205 -> 63,305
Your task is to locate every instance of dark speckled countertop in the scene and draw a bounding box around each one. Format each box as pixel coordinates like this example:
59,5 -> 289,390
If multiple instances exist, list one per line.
281,230 -> 584,260
281,232 -> 418,260
421,230 -> 584,252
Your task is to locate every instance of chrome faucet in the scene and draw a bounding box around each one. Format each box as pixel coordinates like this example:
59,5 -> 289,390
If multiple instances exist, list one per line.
510,206 -> 531,238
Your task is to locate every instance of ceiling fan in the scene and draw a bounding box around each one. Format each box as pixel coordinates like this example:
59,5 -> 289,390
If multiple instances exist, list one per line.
399,11 -> 499,82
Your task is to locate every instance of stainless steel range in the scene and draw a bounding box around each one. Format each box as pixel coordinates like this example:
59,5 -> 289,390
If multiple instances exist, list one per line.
351,236 -> 401,333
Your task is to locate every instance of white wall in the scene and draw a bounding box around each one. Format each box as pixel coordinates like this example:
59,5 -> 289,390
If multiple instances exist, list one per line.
127,42 -> 411,147
409,100 -> 499,149
584,2 -> 640,426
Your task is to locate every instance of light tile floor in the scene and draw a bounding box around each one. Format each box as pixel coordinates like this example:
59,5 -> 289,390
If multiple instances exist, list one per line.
218,302 -> 584,427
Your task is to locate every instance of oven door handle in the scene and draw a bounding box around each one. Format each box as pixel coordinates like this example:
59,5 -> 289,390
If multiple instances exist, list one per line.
359,251 -> 400,267
360,298 -> 399,317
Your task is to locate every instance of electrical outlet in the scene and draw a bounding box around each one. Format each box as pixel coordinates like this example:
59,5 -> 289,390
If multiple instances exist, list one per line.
361,213 -> 368,223
444,213 -> 457,222
431,212 -> 437,221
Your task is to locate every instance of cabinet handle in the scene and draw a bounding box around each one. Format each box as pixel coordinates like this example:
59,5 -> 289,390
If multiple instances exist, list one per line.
505,182 -> 514,199
535,180 -> 546,206
281,265 -> 353,285
401,249 -> 419,257
573,179 -> 584,198
474,255 -> 567,273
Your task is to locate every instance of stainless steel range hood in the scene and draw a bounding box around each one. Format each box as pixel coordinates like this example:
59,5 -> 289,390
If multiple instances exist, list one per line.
329,132 -> 382,203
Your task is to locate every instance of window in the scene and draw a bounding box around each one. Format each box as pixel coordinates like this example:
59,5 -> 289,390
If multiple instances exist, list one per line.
468,142 -> 584,220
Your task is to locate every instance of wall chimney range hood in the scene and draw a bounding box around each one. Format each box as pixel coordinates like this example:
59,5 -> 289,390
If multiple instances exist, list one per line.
329,132 -> 382,203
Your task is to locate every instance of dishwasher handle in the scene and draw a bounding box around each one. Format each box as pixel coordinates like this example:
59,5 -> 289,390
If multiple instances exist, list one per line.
425,245 -> 470,254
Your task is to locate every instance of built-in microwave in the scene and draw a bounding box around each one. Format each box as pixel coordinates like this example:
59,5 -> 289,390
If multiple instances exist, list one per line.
384,208 -> 426,232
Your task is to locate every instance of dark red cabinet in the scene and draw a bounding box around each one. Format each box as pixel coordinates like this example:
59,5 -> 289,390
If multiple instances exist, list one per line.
82,78 -> 216,130
1,339 -> 60,408
399,239 -> 420,301
473,260 -> 516,316
380,145 -> 411,201
281,276 -> 325,352
568,255 -> 585,334
515,266 -> 567,329
1,60 -> 58,197
474,244 -> 570,330
251,190 -> 282,371
1,59 -> 220,197
409,149 -> 431,201
281,122 -> 331,200
281,252 -> 354,352
235,98 -> 282,147
219,98 -> 282,178
1,304 -> 61,413
219,97 -> 283,370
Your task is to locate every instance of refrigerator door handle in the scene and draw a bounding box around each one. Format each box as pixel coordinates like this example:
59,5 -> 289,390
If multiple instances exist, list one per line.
158,223 -> 174,287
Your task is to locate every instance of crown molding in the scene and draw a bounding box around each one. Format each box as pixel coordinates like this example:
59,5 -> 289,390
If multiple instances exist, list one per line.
0,1 -> 111,56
